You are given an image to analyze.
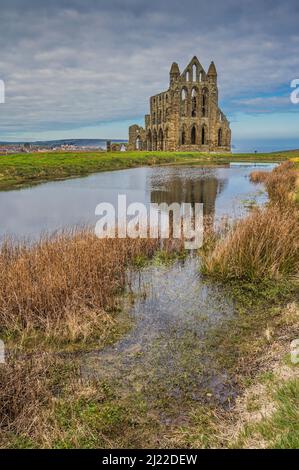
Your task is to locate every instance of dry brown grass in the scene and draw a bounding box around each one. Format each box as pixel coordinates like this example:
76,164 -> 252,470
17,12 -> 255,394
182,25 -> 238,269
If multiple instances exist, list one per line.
265,171 -> 297,206
0,353 -> 60,438
202,161 -> 299,282
0,353 -> 99,448
250,161 -> 297,206
249,171 -> 270,184
202,203 -> 299,281
0,230 -> 182,346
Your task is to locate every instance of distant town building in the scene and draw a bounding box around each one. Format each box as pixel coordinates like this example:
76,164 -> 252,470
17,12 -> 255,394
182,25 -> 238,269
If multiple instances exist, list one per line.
107,142 -> 128,152
128,56 -> 231,152
106,140 -> 112,152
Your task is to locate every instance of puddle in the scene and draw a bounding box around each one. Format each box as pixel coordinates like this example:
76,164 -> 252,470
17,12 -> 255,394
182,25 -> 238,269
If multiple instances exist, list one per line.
0,162 -> 276,423
83,256 -> 236,413
79,163 -> 277,421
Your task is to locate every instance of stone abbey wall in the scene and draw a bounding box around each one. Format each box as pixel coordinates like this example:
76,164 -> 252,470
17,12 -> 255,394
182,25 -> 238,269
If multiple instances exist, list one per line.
128,56 -> 231,152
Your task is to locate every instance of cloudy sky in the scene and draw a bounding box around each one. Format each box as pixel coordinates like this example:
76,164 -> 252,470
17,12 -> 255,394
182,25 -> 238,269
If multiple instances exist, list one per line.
0,0 -> 299,151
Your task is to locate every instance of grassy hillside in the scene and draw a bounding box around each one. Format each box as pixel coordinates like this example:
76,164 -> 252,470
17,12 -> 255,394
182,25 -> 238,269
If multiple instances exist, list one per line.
0,150 -> 292,190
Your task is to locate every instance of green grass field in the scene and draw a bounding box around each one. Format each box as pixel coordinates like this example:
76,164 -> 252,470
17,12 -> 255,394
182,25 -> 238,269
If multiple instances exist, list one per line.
0,150 -> 295,190
0,153 -> 298,448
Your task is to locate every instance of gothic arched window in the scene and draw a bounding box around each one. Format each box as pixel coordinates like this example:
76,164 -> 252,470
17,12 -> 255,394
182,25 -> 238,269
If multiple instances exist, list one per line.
192,64 -> 197,81
147,130 -> 152,151
158,128 -> 164,151
202,88 -> 208,117
191,88 -> 197,117
158,110 -> 162,124
153,130 -> 158,151
181,88 -> 188,117
136,136 -> 142,150
218,128 -> 222,146
201,126 -> 207,145
181,126 -> 186,145
191,126 -> 196,145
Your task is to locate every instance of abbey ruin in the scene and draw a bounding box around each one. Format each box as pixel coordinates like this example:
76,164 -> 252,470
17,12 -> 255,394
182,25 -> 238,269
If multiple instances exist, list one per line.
128,56 -> 231,152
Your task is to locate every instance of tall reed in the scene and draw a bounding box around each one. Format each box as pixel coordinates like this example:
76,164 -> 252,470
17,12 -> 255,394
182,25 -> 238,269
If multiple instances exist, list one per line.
250,160 -> 297,205
0,230 -> 182,344
202,204 -> 299,281
202,162 -> 299,282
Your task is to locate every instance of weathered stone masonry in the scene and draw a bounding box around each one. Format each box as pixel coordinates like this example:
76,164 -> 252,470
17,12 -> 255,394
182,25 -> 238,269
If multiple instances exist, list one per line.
128,56 -> 231,152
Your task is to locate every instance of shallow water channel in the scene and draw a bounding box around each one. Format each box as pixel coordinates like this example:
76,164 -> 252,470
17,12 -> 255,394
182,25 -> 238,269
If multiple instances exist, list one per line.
75,162 -> 275,416
0,162 -> 276,421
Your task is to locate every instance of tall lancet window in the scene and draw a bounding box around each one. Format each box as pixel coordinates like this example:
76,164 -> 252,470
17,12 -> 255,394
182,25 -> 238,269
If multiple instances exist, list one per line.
181,88 -> 188,117
191,88 -> 197,117
218,128 -> 222,146
202,88 -> 208,117
191,125 -> 196,145
192,64 -> 197,81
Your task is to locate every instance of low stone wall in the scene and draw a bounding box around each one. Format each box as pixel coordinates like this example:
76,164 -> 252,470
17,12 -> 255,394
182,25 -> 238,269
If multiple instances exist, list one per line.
176,144 -> 231,153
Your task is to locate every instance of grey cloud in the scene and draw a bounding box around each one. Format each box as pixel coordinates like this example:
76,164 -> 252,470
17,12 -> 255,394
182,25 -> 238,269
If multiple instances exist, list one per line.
0,0 -> 298,138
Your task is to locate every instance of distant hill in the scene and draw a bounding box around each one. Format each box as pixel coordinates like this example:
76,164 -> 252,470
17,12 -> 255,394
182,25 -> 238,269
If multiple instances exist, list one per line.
269,149 -> 299,155
0,138 -> 127,149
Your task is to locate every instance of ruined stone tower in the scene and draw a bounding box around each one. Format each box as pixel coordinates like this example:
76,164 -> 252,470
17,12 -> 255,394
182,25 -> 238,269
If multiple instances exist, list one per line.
128,56 -> 231,152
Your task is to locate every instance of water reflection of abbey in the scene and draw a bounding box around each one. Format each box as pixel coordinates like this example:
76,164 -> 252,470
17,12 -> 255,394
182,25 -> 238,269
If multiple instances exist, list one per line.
149,169 -> 227,216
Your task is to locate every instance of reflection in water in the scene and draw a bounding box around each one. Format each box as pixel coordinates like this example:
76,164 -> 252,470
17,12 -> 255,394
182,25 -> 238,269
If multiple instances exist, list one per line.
83,256 -> 236,409
0,163 -> 277,421
150,168 -> 227,216
81,163 -> 276,417
0,163 -> 274,240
